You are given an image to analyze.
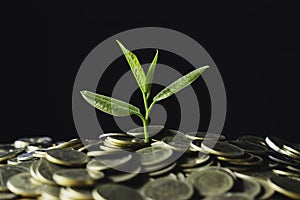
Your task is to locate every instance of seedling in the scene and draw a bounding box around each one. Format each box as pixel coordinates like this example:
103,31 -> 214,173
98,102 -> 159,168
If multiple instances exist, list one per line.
80,40 -> 209,143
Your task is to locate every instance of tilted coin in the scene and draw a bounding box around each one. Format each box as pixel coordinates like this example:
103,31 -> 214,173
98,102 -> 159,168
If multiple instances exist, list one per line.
228,141 -> 268,155
0,165 -> 27,191
255,179 -> 275,200
268,175 -> 300,199
108,165 -> 141,183
162,132 -> 190,152
217,152 -> 254,162
7,172 -> 41,197
237,135 -> 267,146
203,192 -> 253,200
186,132 -> 225,141
0,192 -> 17,199
187,167 -> 234,196
226,154 -> 263,166
53,168 -> 104,187
40,185 -> 60,200
136,146 -> 173,166
86,153 -> 132,171
201,140 -> 244,157
92,183 -> 143,200
60,187 -> 93,200
266,136 -> 300,159
234,178 -> 261,198
0,148 -> 24,162
180,153 -> 210,168
46,148 -> 89,166
149,162 -> 177,177
35,158 -> 64,185
127,125 -> 164,138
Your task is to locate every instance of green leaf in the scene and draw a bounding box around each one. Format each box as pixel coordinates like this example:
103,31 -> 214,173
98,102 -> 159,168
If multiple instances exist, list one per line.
145,50 -> 158,97
80,90 -> 142,117
153,66 -> 209,102
116,40 -> 146,93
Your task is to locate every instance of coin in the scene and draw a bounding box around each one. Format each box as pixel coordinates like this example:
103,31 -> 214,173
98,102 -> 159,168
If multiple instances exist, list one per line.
228,141 -> 268,155
201,140 -> 244,157
0,165 -> 27,191
7,172 -> 41,197
60,187 -> 93,200
126,125 -> 164,138
46,148 -> 89,166
40,185 -> 60,200
186,132 -> 225,141
35,158 -> 64,185
86,153 -> 132,171
203,192 -> 253,200
161,132 -> 190,152
268,175 -> 300,199
92,183 -> 144,200
187,167 -> 234,196
142,178 -> 193,200
0,192 -> 17,199
53,168 -> 104,187
136,146 -> 173,166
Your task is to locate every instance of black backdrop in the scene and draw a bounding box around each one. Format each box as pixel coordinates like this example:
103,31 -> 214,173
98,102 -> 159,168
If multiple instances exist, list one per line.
1,1 -> 299,143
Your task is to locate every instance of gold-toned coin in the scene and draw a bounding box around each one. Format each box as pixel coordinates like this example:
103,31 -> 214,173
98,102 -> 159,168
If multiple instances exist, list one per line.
126,125 -> 164,138
52,138 -> 82,149
142,178 -> 193,200
7,172 -> 41,197
0,148 -> 24,162
86,153 -> 132,171
235,178 -> 261,198
60,187 -> 93,200
93,183 -> 144,200
149,162 -> 177,177
268,175 -> 300,199
186,132 -> 225,141
0,165 -> 27,191
217,152 -> 253,162
227,155 -> 263,166
136,145 -> 173,166
0,192 -> 17,199
53,168 -> 104,187
201,140 -> 244,157
46,148 -> 89,166
161,132 -> 190,152
35,158 -> 64,185
203,192 -> 253,200
108,166 -> 141,183
229,141 -> 268,155
180,154 -> 210,168
40,185 -> 60,200
187,167 -> 234,196
256,179 -> 275,200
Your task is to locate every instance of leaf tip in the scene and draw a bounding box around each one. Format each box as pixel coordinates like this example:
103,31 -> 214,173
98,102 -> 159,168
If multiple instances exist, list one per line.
80,90 -> 88,96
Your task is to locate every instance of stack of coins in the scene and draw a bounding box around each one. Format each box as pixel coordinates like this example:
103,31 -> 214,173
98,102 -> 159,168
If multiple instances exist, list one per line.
1,127 -> 300,199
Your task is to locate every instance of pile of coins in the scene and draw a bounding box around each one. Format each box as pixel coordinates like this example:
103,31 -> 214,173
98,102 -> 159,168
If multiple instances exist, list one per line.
1,126 -> 300,199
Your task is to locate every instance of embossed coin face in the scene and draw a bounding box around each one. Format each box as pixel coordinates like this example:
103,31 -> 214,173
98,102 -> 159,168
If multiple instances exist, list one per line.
268,175 -> 300,199
136,146 -> 173,166
201,140 -> 244,157
7,172 -> 41,197
53,169 -> 104,187
143,178 -> 194,200
45,148 -> 89,166
40,185 -> 60,200
187,167 -> 234,196
92,183 -> 143,200
162,132 -> 190,152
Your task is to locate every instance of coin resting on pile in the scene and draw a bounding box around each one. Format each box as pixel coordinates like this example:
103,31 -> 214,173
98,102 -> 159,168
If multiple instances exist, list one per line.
1,127 -> 300,200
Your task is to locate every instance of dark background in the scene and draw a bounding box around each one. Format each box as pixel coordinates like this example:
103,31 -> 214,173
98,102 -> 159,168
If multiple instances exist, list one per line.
1,1 -> 299,143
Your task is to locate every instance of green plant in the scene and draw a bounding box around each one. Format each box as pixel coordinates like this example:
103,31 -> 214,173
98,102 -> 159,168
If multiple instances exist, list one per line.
80,40 -> 209,143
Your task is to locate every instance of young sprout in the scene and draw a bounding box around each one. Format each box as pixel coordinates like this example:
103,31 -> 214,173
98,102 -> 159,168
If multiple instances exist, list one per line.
80,40 -> 209,143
